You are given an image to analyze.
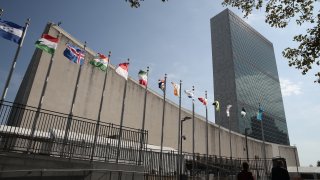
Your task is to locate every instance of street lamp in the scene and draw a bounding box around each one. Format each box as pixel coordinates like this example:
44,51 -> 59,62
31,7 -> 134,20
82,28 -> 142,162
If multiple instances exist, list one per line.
241,107 -> 250,161
179,116 -> 191,179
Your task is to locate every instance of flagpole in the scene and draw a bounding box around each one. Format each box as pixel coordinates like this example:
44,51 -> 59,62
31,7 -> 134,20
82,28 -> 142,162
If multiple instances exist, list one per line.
228,107 -> 232,160
116,58 -> 130,163
177,80 -> 182,179
91,51 -> 112,161
244,114 -> 249,161
138,66 -> 149,165
61,41 -> 87,156
259,105 -> 268,176
159,73 -> 167,176
213,100 -> 222,158
192,86 -> 195,179
27,31 -> 61,152
261,118 -> 268,175
1,18 -> 30,102
218,109 -> 221,158
212,100 -> 221,180
205,91 -> 209,180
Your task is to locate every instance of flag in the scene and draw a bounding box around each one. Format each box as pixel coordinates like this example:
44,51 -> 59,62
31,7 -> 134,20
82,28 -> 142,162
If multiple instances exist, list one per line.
226,105 -> 232,117
35,34 -> 59,54
90,53 -> 109,71
171,82 -> 180,96
198,97 -> 207,105
212,101 -> 220,111
116,62 -> 129,80
257,104 -> 263,120
138,70 -> 148,86
158,79 -> 165,91
241,107 -> 246,117
63,43 -> 85,65
184,90 -> 194,99
0,19 -> 24,44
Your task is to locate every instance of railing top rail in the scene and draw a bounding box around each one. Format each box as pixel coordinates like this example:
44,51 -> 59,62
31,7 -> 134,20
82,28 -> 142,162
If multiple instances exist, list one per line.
0,100 -> 145,133
0,168 -> 148,175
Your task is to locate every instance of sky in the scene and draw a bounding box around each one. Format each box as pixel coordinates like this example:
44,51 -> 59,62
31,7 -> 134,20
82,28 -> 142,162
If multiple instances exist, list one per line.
0,0 -> 319,166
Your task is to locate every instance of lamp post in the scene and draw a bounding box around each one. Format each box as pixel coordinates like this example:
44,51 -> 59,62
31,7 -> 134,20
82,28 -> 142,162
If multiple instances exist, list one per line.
241,107 -> 249,161
180,116 -> 191,179
293,144 -> 300,178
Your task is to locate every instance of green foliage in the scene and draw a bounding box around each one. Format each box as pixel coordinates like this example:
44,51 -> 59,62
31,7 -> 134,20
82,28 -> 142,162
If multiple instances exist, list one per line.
125,0 -> 167,8
126,0 -> 320,83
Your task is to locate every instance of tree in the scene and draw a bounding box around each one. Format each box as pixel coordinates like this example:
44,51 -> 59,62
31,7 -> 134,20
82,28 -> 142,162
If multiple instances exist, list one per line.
126,0 -> 320,83
125,0 -> 167,8
317,160 -> 320,167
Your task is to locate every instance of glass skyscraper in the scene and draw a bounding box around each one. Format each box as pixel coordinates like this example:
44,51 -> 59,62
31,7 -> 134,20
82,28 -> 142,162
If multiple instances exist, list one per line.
210,9 -> 290,145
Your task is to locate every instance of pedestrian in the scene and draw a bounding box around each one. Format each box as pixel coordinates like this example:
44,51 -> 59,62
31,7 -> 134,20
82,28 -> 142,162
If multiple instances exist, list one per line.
271,160 -> 290,180
237,162 -> 254,180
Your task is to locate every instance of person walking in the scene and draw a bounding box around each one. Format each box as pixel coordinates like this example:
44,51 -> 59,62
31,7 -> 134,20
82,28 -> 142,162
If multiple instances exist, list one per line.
271,160 -> 290,180
237,162 -> 254,180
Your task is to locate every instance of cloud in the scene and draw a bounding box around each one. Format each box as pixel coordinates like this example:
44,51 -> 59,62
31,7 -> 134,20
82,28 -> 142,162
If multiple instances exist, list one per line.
241,12 -> 265,25
280,78 -> 302,96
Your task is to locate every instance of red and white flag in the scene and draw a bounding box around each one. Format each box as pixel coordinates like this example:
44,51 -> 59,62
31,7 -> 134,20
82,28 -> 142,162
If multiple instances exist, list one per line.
198,97 -> 207,105
116,62 -> 129,80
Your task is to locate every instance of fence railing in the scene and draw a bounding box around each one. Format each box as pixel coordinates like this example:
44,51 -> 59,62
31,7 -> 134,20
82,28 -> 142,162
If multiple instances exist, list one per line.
141,151 -> 274,179
0,168 -> 180,180
0,101 -> 276,180
0,101 -> 148,165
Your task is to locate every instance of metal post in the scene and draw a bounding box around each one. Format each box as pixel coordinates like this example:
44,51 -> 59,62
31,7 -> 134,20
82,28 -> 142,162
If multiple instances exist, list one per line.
180,119 -> 183,179
243,112 -> 249,161
177,80 -> 182,179
229,115 -> 232,159
1,18 -> 30,101
205,91 -> 209,180
159,74 -> 167,176
116,58 -> 130,163
260,119 -> 268,176
218,110 -> 221,157
192,86 -> 195,179
179,116 -> 191,180
28,31 -> 61,152
91,51 -> 111,161
61,41 -> 87,156
217,106 -> 222,180
138,66 -> 149,165
294,145 -> 300,178
245,128 -> 249,161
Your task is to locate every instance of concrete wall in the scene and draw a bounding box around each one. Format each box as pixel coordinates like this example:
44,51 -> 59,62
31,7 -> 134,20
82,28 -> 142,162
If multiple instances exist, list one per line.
0,152 -> 144,180
14,23 -> 298,166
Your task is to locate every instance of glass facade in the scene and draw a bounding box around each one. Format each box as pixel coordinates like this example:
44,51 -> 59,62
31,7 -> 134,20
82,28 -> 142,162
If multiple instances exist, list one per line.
211,9 -> 290,145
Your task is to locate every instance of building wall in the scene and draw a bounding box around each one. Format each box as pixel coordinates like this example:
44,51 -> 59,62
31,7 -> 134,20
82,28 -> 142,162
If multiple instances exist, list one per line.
14,23 -> 298,166
211,9 -> 289,145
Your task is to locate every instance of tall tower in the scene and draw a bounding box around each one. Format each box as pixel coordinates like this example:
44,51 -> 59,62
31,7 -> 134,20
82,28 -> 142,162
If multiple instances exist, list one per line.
210,9 -> 289,145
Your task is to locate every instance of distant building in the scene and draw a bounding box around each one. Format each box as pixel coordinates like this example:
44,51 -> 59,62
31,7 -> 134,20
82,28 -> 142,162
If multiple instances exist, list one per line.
210,9 -> 289,145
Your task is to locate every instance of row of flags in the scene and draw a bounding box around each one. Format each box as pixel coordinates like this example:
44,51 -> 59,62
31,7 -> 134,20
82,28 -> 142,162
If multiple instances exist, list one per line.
1,18 -> 265,121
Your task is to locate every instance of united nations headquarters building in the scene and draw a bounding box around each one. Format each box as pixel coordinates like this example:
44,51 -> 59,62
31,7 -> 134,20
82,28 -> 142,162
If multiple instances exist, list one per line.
0,8 -> 298,180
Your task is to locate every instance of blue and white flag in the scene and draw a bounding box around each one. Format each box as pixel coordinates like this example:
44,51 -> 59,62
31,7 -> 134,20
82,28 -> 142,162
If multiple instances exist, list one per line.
0,19 -> 24,44
257,104 -> 263,121
63,43 -> 85,65
184,90 -> 194,99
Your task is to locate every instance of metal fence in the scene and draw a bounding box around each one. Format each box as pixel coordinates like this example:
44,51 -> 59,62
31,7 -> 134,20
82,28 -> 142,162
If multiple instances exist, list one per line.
141,151 -> 274,180
0,168 -> 179,180
0,101 -> 148,165
0,101 -> 276,179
